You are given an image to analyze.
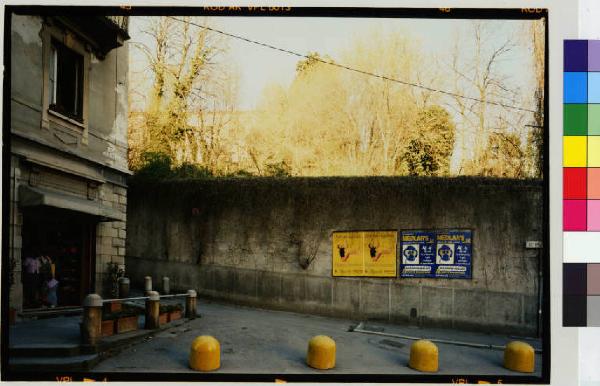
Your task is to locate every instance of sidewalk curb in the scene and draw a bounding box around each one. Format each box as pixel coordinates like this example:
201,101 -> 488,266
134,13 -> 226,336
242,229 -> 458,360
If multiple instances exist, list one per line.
8,316 -> 197,372
96,317 -> 194,359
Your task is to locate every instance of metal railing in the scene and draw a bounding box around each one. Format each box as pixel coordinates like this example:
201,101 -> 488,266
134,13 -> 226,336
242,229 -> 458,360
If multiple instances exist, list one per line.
102,293 -> 189,303
81,289 -> 197,345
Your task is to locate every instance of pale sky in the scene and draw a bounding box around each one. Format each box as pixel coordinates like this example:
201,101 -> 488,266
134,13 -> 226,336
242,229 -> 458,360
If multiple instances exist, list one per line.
214,16 -> 463,110
129,16 -> 537,110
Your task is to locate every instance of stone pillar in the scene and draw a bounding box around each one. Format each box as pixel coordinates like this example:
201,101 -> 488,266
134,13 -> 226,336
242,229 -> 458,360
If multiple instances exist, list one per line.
162,277 -> 170,295
81,294 -> 103,345
144,276 -> 153,295
186,290 -> 197,319
118,277 -> 130,298
145,291 -> 160,329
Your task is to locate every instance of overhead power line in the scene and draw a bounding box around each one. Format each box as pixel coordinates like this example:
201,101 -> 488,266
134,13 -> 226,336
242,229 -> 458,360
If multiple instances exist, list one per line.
166,16 -> 539,114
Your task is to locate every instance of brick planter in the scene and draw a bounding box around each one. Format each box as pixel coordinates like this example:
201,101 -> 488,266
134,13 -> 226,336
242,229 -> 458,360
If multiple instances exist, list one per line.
104,302 -> 122,313
168,310 -> 182,322
116,315 -> 138,334
101,320 -> 116,337
159,313 -> 168,325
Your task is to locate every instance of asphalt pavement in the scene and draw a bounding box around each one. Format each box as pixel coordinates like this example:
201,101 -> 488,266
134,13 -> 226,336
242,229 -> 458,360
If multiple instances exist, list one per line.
91,300 -> 542,376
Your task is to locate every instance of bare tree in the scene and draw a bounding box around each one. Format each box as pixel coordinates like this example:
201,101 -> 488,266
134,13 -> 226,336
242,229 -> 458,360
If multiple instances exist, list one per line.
524,18 -> 546,178
128,16 -> 238,172
447,21 -> 538,177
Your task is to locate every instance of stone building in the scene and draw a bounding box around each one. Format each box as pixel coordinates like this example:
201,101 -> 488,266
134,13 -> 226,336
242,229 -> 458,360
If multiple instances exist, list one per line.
8,13 -> 130,313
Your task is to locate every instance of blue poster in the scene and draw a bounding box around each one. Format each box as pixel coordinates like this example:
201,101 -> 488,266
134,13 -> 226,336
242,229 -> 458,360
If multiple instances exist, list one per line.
400,229 -> 472,279
400,231 -> 436,278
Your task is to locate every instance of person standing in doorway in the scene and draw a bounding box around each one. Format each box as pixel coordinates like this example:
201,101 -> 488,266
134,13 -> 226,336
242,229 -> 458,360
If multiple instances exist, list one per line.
22,248 -> 41,307
46,276 -> 59,308
39,254 -> 52,306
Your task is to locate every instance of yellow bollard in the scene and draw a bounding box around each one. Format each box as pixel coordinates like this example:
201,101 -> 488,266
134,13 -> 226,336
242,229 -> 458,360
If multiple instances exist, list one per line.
306,335 -> 336,370
503,341 -> 535,373
408,340 -> 438,372
189,336 -> 220,371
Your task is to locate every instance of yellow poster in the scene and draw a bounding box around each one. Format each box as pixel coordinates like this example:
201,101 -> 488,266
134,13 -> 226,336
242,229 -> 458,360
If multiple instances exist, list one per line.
363,231 -> 397,277
332,230 -> 397,277
332,232 -> 364,276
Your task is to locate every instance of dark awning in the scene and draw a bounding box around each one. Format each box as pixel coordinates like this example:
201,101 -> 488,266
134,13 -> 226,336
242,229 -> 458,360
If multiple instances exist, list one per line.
19,185 -> 125,222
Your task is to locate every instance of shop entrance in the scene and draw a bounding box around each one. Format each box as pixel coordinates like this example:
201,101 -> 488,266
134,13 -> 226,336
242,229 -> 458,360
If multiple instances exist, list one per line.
21,207 -> 96,309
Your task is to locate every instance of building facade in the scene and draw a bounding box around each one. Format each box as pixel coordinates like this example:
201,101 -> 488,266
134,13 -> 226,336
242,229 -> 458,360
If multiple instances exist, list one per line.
9,13 -> 130,312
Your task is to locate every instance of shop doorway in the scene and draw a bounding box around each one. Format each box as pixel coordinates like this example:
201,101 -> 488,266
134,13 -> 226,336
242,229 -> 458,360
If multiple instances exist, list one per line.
21,207 -> 96,309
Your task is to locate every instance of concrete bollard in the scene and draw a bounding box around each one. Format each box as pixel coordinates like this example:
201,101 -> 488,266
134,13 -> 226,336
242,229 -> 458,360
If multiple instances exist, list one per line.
186,290 -> 197,319
144,291 -> 160,329
189,335 -> 220,371
144,276 -> 153,295
81,294 -> 103,345
408,340 -> 438,372
306,335 -> 336,370
162,277 -> 170,295
504,341 -> 535,373
118,277 -> 130,299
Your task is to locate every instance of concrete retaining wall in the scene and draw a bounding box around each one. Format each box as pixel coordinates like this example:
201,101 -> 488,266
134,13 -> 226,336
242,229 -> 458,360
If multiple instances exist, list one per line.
126,177 -> 543,336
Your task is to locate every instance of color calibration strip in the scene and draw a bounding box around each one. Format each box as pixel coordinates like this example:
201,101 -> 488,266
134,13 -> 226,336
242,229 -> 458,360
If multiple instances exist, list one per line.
564,40 -> 600,264
564,40 -> 600,326
563,263 -> 600,326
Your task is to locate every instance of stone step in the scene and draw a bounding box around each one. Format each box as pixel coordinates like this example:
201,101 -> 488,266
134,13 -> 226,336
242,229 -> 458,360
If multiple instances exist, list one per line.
8,353 -> 100,372
9,343 -> 97,357
9,344 -> 81,357
20,307 -> 83,320
7,318 -> 191,373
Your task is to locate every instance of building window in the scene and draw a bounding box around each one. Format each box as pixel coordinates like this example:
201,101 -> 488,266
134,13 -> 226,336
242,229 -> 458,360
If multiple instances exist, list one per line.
49,40 -> 84,121
40,22 -> 90,143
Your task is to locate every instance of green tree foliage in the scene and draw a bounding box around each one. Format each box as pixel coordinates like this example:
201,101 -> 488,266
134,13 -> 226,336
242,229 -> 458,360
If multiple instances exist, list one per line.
264,160 -> 292,177
399,106 -> 456,176
132,151 -> 214,181
463,132 -> 526,178
403,140 -> 437,176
